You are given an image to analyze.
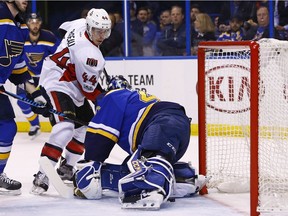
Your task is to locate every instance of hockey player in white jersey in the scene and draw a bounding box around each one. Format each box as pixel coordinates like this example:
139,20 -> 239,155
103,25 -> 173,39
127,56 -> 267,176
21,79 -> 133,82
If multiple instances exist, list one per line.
31,8 -> 111,194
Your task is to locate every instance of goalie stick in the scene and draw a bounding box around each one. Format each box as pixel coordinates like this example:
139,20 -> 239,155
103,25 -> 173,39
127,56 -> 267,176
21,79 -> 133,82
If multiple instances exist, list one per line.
39,156 -> 74,198
0,89 -> 88,126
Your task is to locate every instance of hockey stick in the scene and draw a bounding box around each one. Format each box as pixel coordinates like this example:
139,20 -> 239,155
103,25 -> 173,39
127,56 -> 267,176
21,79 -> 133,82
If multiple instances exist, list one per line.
39,156 -> 74,198
103,68 -> 111,85
0,89 -> 88,126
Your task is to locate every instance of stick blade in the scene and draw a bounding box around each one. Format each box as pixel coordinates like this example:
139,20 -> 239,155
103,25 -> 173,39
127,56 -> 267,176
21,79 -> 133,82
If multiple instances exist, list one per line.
39,156 -> 74,198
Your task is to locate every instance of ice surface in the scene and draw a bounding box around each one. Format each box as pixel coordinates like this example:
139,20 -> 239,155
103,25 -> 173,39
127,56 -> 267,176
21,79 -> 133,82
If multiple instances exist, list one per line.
1,133 -> 248,216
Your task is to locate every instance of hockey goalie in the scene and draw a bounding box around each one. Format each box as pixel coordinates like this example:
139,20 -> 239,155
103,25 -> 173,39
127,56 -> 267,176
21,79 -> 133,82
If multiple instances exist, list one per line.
72,76 -> 210,209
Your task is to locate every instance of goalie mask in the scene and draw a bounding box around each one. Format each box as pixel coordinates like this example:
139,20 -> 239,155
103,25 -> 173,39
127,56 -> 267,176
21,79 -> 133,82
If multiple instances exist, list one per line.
86,8 -> 111,41
108,75 -> 132,91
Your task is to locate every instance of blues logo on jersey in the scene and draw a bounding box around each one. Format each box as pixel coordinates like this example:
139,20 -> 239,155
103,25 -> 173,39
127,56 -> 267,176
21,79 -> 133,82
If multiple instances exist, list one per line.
0,1 -> 29,84
23,29 -> 59,76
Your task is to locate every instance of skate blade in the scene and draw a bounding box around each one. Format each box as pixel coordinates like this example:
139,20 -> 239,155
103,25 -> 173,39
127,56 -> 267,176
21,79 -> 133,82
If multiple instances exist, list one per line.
29,130 -> 41,140
121,192 -> 163,210
63,180 -> 73,187
0,188 -> 21,196
30,185 -> 46,195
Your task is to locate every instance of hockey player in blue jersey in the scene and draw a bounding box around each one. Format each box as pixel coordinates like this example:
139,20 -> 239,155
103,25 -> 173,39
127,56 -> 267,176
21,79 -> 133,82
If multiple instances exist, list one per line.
18,13 -> 60,138
0,0 -> 50,195
73,76 -> 209,209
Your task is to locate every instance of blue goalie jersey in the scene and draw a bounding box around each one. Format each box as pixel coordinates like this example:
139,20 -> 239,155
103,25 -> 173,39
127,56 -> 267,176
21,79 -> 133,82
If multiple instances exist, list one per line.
85,89 -> 190,162
85,89 -> 159,160
0,2 -> 30,85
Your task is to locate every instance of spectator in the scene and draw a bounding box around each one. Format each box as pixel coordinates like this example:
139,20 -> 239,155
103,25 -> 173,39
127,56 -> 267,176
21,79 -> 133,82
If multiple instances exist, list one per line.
190,4 -> 202,41
153,9 -> 171,56
245,6 -> 280,41
100,13 -> 123,57
190,4 -> 201,31
113,11 -> 123,24
80,8 -> 89,18
147,6 -> 156,26
274,0 -> 288,40
191,13 -> 216,56
156,5 -> 186,56
130,1 -> 143,56
113,10 -> 124,44
233,1 -> 256,21
137,7 -> 157,56
217,15 -> 244,41
216,1 -> 257,38
159,9 -> 171,31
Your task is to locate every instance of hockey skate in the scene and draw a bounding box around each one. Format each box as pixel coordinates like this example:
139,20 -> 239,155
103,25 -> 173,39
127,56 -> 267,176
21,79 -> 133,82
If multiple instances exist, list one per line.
121,190 -> 164,210
28,125 -> 41,140
56,157 -> 75,183
0,173 -> 22,195
31,171 -> 49,195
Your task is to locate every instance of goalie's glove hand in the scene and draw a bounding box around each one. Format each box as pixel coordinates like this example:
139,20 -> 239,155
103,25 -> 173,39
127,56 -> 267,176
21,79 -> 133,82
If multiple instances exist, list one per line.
28,88 -> 51,118
74,160 -> 102,200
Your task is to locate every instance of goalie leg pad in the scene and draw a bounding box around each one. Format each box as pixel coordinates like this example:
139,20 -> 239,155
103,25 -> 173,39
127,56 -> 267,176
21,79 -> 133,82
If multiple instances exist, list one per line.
173,161 -> 196,183
101,163 -> 129,191
118,156 -> 174,209
171,162 -> 211,198
74,160 -> 102,199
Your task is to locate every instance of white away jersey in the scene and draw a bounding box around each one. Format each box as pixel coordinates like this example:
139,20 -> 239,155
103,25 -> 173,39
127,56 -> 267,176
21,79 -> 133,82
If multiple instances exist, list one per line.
39,19 -> 105,106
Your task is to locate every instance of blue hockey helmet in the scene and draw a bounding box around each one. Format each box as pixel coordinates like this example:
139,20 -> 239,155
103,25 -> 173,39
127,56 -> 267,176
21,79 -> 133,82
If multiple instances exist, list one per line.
26,13 -> 42,23
108,75 -> 132,90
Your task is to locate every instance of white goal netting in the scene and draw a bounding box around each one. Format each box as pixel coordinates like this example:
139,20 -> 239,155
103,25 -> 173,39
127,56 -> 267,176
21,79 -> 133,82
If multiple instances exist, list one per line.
200,39 -> 288,213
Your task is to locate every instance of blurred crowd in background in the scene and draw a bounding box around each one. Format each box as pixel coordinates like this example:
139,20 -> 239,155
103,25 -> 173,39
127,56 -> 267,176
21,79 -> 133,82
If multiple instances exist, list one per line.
32,0 -> 288,57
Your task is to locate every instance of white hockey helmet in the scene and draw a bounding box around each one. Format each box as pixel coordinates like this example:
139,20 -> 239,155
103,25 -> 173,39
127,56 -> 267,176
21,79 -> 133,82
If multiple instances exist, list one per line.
86,8 -> 111,40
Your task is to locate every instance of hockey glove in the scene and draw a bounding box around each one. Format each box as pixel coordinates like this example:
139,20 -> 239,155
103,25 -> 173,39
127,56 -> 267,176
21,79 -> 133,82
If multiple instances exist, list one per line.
28,88 -> 51,118
74,160 -> 102,199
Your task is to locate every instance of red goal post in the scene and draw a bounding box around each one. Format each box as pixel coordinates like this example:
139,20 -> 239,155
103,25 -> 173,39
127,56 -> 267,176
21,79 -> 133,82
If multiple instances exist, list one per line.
198,39 -> 288,216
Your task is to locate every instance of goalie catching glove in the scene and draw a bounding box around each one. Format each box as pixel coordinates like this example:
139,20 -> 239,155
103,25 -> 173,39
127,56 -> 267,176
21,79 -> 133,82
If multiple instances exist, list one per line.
73,160 -> 102,199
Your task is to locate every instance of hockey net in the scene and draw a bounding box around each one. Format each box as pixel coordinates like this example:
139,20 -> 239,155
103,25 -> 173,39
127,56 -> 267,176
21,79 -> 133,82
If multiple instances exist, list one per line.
198,39 -> 288,215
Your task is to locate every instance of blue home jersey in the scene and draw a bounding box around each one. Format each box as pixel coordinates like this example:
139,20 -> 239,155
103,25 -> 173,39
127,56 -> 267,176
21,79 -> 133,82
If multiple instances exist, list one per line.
0,2 -> 30,85
88,89 -> 159,154
217,29 -> 244,41
84,88 -> 188,162
23,29 -> 60,76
